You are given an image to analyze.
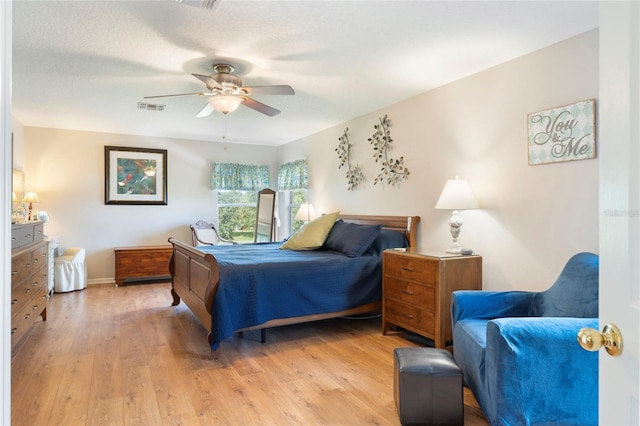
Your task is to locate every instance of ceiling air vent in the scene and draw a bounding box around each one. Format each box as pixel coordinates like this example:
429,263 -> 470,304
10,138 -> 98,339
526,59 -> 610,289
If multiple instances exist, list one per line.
175,0 -> 220,10
137,102 -> 165,112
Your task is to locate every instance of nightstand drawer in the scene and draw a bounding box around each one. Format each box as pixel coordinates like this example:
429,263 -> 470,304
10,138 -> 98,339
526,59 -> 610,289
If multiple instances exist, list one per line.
384,277 -> 435,311
384,255 -> 436,283
384,298 -> 435,336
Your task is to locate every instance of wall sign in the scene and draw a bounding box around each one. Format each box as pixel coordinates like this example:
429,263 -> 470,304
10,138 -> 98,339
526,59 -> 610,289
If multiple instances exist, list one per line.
527,99 -> 596,165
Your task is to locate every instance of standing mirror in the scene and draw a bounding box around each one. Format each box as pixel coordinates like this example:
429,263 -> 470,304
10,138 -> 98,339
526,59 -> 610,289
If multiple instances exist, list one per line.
254,188 -> 276,243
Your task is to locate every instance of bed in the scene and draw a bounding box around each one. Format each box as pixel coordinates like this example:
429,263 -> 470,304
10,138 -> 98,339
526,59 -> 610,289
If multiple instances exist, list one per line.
168,214 -> 420,351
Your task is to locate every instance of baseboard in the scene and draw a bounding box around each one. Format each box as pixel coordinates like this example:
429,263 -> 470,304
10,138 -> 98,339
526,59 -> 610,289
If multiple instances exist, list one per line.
87,277 -> 116,286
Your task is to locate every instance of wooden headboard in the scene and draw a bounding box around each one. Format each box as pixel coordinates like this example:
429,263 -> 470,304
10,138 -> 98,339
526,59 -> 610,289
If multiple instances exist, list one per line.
339,214 -> 420,247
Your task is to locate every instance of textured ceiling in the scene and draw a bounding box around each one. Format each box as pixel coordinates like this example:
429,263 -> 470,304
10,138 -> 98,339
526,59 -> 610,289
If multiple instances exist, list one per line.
11,1 -> 598,146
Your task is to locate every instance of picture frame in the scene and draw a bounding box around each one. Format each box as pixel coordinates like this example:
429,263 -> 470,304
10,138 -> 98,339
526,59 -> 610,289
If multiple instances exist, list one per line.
527,99 -> 596,165
104,146 -> 167,205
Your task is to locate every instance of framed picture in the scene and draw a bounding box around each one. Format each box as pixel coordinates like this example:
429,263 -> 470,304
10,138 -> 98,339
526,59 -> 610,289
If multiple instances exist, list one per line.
527,99 -> 596,165
104,146 -> 167,205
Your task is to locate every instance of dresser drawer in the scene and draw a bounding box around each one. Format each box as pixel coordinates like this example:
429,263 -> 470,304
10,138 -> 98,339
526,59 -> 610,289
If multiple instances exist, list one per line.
12,265 -> 47,317
384,276 -> 435,311
11,245 -> 48,285
11,285 -> 47,348
30,244 -> 48,269
11,222 -> 44,249
11,252 -> 33,284
384,298 -> 435,337
384,255 -> 436,284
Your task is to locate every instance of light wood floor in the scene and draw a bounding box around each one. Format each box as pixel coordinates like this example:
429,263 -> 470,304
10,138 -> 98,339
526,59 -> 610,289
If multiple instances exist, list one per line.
12,282 -> 489,426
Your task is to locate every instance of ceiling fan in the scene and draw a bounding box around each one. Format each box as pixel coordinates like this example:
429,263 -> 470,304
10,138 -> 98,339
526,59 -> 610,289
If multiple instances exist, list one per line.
145,64 -> 295,117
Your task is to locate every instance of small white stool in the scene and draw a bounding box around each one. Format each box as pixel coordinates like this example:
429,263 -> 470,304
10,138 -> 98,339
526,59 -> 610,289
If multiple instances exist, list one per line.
54,248 -> 87,292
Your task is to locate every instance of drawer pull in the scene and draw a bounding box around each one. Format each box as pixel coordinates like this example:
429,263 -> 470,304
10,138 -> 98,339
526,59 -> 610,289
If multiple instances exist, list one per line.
32,281 -> 39,286
24,264 -> 31,268
401,266 -> 414,272
12,270 -> 18,276
32,258 -> 38,263
11,299 -> 17,305
401,289 -> 414,295
24,314 -> 31,320
24,288 -> 31,294
24,233 -> 31,238
11,328 -> 17,334
402,313 -> 414,319
32,305 -> 39,310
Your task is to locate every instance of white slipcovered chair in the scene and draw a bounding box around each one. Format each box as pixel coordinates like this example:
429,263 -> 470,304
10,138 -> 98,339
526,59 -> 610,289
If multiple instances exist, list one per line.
190,220 -> 238,246
54,247 -> 87,292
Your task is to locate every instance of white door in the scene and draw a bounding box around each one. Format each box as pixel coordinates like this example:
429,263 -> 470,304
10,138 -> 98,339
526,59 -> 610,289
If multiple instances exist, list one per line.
0,2 -> 11,424
598,2 -> 640,425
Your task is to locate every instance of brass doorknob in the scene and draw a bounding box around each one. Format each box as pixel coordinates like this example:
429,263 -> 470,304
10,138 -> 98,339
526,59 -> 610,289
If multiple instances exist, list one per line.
577,323 -> 623,357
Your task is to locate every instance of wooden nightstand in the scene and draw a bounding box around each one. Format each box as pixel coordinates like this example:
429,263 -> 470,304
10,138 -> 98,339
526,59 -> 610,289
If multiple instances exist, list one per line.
382,248 -> 482,348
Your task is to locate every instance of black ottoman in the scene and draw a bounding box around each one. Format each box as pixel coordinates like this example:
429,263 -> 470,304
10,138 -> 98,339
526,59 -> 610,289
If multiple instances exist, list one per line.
393,347 -> 463,426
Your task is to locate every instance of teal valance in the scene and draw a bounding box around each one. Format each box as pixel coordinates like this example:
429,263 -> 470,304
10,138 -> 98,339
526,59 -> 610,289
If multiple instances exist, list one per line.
277,159 -> 308,191
211,162 -> 270,191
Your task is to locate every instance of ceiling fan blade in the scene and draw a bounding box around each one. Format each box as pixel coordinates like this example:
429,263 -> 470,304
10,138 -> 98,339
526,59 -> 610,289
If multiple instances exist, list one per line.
242,85 -> 295,96
193,73 -> 223,90
144,92 -> 205,99
241,96 -> 281,117
195,102 -> 214,118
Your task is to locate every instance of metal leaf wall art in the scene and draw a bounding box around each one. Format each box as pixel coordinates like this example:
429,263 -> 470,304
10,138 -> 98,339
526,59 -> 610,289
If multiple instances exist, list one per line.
336,127 -> 365,190
369,115 -> 409,186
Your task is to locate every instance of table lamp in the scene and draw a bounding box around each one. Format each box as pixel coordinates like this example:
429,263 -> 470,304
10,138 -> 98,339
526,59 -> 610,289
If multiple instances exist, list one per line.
294,203 -> 315,223
435,177 -> 478,253
23,191 -> 39,221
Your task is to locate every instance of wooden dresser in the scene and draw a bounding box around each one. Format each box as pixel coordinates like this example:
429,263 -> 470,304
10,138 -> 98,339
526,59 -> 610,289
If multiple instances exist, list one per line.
11,221 -> 48,356
382,248 -> 482,348
114,245 -> 173,286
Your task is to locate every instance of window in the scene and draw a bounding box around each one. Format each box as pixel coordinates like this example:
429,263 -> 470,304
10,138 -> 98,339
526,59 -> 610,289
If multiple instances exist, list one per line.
212,162 -> 271,242
217,190 -> 258,242
278,160 -> 309,235
289,189 -> 307,233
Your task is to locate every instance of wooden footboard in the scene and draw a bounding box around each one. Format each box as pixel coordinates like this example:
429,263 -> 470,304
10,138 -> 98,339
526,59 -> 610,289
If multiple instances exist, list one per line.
168,238 -> 220,346
168,214 -> 420,348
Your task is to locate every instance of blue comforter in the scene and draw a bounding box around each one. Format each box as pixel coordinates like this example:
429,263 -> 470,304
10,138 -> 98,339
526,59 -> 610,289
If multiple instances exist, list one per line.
199,231 -> 407,348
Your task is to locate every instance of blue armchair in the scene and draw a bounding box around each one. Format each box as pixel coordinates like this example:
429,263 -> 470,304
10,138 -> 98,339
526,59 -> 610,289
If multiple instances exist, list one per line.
451,252 -> 599,426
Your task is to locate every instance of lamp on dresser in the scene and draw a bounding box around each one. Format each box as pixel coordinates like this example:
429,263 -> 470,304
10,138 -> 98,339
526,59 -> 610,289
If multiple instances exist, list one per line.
435,176 -> 478,254
22,191 -> 39,221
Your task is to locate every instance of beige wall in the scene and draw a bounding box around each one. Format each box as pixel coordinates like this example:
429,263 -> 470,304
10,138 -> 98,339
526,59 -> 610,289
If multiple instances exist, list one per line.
280,30 -> 599,291
22,128 -> 280,281
20,30 -> 598,290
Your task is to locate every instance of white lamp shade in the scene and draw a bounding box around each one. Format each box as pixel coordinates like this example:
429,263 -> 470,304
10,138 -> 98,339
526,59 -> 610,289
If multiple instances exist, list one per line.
435,177 -> 478,210
294,203 -> 315,221
23,191 -> 39,203
208,95 -> 243,114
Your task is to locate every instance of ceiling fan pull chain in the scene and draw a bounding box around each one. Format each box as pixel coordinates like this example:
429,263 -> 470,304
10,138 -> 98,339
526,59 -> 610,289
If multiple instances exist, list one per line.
223,114 -> 228,150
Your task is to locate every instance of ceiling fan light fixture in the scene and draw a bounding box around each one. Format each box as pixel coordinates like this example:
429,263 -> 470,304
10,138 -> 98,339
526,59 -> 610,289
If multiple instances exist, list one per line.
209,95 -> 243,114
